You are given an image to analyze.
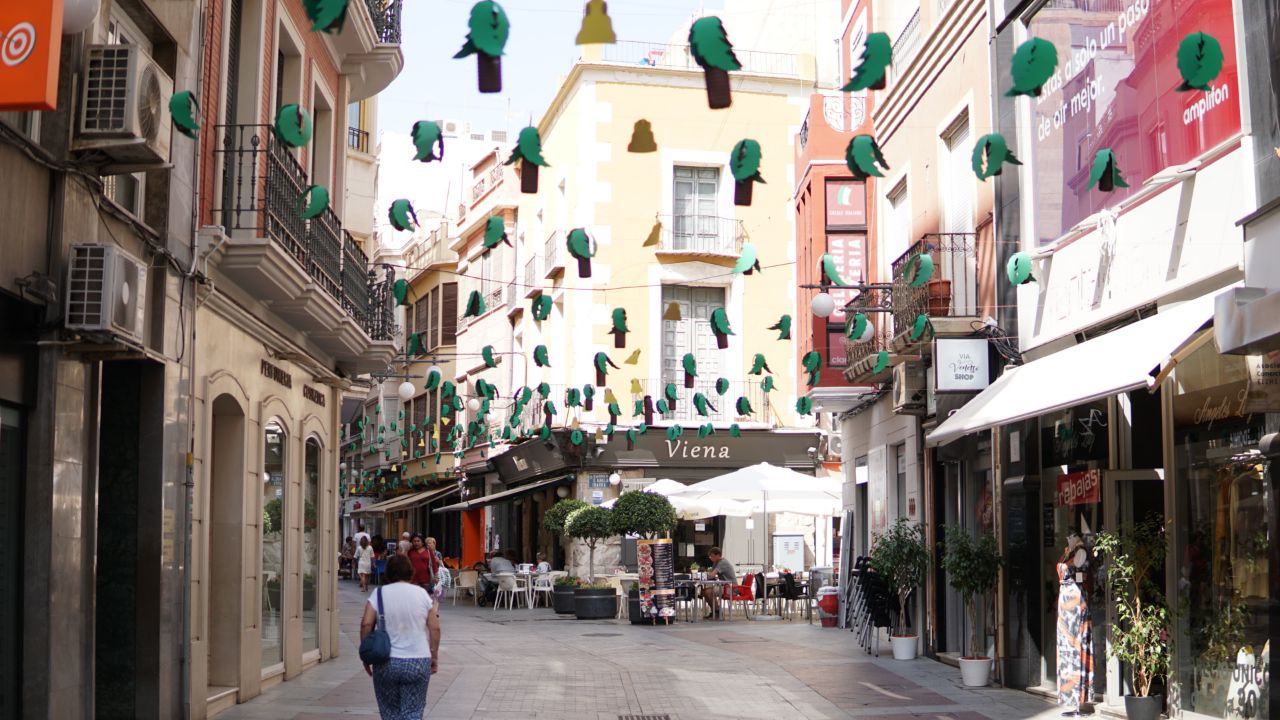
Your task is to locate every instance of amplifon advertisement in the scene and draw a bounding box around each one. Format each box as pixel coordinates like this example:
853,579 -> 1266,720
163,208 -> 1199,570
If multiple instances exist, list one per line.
1029,0 -> 1240,245
0,0 -> 63,110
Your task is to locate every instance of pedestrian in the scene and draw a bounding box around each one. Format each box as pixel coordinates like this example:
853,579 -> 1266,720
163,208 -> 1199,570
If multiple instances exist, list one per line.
361,555 -> 440,720
356,536 -> 375,593
341,536 -> 357,579
425,536 -> 445,599
398,531 -> 412,556
354,524 -> 370,548
408,534 -> 436,593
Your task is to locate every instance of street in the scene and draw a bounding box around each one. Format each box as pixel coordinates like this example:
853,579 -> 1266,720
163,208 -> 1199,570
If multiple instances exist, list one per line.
215,581 -> 1066,720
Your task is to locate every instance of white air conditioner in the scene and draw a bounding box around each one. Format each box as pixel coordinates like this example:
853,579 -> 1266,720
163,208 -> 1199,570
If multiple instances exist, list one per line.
892,362 -> 927,416
65,244 -> 149,346
75,44 -> 173,167
826,434 -> 844,460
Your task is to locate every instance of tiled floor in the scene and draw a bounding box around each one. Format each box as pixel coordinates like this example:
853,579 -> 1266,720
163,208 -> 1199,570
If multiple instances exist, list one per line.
213,582 -> 1069,719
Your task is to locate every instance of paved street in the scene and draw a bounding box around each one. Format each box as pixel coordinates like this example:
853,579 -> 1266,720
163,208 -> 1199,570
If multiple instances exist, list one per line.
214,581 -> 1066,720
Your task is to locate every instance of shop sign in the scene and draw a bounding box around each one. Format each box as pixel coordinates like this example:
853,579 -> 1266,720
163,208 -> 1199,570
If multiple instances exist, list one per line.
664,438 -> 730,460
260,359 -> 293,388
934,339 -> 989,392
824,180 -> 866,228
0,1 -> 64,111
826,233 -> 865,320
303,385 -> 326,406
1055,469 -> 1100,507
587,472 -> 610,488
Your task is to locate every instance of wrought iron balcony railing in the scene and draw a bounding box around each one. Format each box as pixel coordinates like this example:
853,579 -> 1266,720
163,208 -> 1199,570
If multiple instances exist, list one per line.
365,0 -> 403,44
889,9 -> 923,83
844,329 -> 894,371
890,232 -> 979,336
347,126 -> 370,153
543,232 -> 562,278
522,256 -> 540,297
634,378 -> 773,426
658,214 -> 745,257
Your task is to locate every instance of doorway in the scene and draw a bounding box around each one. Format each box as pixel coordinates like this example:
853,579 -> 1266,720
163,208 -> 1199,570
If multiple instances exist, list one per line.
0,402 -> 24,718
208,395 -> 245,693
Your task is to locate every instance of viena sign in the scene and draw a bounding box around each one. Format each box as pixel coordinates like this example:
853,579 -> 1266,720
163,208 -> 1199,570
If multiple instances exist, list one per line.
665,438 -> 730,460
935,338 -> 990,392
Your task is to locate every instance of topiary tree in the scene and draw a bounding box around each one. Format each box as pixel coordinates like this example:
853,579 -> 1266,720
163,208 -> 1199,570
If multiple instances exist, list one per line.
870,517 -> 930,637
565,505 -> 613,580
608,491 -> 678,539
543,498 -> 588,535
939,524 -> 1002,659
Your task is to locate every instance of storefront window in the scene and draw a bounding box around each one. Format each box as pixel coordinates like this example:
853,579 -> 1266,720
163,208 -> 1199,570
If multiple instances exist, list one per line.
1172,346 -> 1274,719
303,439 -> 320,653
262,420 -> 286,670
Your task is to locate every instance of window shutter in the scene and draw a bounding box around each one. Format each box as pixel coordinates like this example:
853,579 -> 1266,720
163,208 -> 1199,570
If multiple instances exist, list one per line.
440,283 -> 458,346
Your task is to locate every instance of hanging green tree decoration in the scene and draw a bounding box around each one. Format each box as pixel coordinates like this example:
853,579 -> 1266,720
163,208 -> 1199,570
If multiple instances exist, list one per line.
609,308 -> 628,348
303,0 -> 348,33
411,121 -> 445,162
872,350 -> 890,374
506,126 -> 549,193
462,290 -> 486,318
274,104 -> 313,148
768,315 -> 791,340
729,139 -> 765,206
392,279 -> 409,306
482,345 -> 498,368
845,134 -> 889,180
909,314 -> 934,342
298,185 -> 329,219
802,351 -> 822,387
664,383 -> 679,412
905,253 -> 935,288
483,216 -> 511,248
971,133 -> 1022,181
693,393 -> 716,417
532,293 -> 553,321
733,242 -> 761,275
455,1 -> 511,93
729,424 -> 742,437
848,312 -> 870,341
666,425 -> 684,441
388,199 -> 418,232
1007,252 -> 1035,285
715,378 -> 730,396
582,384 -> 595,411
1007,38 -> 1057,96
682,353 -> 698,388
796,396 -> 813,415
821,253 -> 851,287
593,351 -> 619,386
749,353 -> 771,375
710,307 -> 733,349
688,16 -> 742,109
698,423 -> 715,439
842,32 -> 892,91
533,345 -> 550,367
1088,148 -> 1129,192
1176,32 -> 1224,92
735,396 -> 754,416
169,91 -> 199,138
566,228 -> 595,278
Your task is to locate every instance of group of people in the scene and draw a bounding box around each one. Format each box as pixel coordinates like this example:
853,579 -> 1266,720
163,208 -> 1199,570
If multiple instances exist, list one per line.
342,525 -> 446,597
469,548 -> 552,604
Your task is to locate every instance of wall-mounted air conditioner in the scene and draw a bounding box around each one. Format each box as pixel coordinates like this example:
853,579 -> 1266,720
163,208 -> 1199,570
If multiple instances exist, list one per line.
75,44 -> 173,168
65,244 -> 149,346
892,362 -> 927,416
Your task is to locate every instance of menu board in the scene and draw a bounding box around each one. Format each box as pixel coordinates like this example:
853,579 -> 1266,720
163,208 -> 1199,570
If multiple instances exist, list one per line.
637,538 -> 675,621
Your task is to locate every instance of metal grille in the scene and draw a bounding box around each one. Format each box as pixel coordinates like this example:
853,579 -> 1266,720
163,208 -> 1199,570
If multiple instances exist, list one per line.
82,46 -> 132,132
222,0 -> 243,218
342,232 -> 370,324
215,124 -> 309,263
366,0 -> 403,44
66,245 -> 109,328
308,207 -> 344,301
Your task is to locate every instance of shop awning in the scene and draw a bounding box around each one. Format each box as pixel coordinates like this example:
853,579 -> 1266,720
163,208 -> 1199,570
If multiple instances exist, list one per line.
926,296 -> 1215,448
353,485 -> 460,515
431,475 -> 570,513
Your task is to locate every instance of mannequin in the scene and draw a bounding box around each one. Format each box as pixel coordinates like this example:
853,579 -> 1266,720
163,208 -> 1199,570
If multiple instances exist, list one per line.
1056,532 -> 1093,716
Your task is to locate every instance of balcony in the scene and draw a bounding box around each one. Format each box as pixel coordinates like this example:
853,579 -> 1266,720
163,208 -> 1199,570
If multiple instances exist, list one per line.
597,41 -> 803,78
655,214 -> 744,260
843,328 -> 896,384
799,92 -> 865,153
212,124 -> 396,371
366,0 -> 403,44
522,257 -> 541,298
543,233 -> 564,279
890,232 -> 979,344
889,9 -> 923,84
505,280 -> 523,318
339,0 -> 404,101
347,126 -> 370,153
634,379 -> 773,426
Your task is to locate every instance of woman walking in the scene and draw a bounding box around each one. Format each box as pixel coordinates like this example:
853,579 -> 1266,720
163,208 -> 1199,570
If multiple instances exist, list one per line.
361,555 -> 441,719
356,536 -> 375,593
408,534 -> 436,593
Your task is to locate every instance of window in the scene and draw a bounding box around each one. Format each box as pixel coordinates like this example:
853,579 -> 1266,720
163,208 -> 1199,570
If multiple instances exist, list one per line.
661,285 -> 727,421
347,102 -> 362,131
479,250 -> 494,297
440,283 -> 458,346
941,112 -> 973,234
672,166 -> 722,252
302,439 -> 320,653
0,112 -> 38,141
894,442 -> 908,519
883,179 -> 909,270
261,419 -> 286,670
102,14 -> 149,217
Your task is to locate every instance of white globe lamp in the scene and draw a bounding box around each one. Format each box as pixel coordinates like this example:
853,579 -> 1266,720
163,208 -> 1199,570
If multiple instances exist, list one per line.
466,398 -> 481,413
556,486 -> 569,498
608,472 -> 621,486
63,0 -> 101,34
810,292 -> 836,318
397,381 -> 416,402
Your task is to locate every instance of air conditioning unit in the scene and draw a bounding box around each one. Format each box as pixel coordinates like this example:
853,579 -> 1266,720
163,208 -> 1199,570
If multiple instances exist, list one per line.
892,362 -> 927,415
65,244 -> 149,346
826,434 -> 844,460
75,44 -> 173,167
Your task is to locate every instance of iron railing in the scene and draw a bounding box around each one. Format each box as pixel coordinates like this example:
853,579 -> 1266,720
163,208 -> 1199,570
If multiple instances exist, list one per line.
659,214 -> 744,256
505,280 -> 520,309
890,232 -> 979,335
365,0 -> 403,44
309,206 -> 344,301
845,329 -> 894,369
366,266 -> 396,341
890,9 -> 923,83
522,256 -> 540,296
347,126 -> 369,153
543,232 -> 562,276
599,41 -> 800,77
634,378 -> 772,426
343,232 -> 371,324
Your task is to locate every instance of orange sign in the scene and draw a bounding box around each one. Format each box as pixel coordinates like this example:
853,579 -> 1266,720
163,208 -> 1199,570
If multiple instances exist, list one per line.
0,0 -> 64,111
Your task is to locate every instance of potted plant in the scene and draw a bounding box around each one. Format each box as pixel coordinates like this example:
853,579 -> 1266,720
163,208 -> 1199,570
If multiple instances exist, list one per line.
572,580 -> 617,620
552,575 -> 580,614
544,498 -> 588,565
609,491 -> 678,624
940,524 -> 1002,686
565,505 -> 613,582
1094,515 -> 1170,720
870,517 -> 930,660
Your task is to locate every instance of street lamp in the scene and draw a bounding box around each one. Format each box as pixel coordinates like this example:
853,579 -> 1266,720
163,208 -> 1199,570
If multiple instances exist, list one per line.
810,292 -> 836,318
608,472 -> 621,486
466,397 -> 481,413
397,381 -> 416,402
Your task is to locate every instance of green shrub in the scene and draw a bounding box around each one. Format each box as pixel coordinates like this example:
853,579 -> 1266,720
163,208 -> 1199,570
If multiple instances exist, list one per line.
544,498 -> 588,535
1094,514 -> 1170,698
566,505 -> 614,579
939,525 -> 1002,658
608,491 -> 678,538
553,575 -> 581,587
870,517 -> 930,637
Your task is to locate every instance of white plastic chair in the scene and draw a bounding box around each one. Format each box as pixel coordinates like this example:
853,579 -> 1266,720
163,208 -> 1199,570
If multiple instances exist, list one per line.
453,570 -> 478,605
492,573 -> 521,610
530,573 -> 555,608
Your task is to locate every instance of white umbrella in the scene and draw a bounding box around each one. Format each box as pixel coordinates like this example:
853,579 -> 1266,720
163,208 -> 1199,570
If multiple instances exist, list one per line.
602,480 -> 752,519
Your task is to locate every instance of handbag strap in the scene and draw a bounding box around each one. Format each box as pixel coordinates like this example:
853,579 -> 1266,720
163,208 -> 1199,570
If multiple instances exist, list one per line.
376,586 -> 386,629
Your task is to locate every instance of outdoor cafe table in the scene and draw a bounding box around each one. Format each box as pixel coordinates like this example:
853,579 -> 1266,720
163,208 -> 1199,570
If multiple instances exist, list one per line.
675,578 -> 730,621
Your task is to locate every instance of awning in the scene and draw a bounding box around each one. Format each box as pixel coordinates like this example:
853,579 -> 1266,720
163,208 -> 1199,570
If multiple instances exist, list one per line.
926,295 -> 1215,448
432,475 -> 571,513
352,485 -> 460,515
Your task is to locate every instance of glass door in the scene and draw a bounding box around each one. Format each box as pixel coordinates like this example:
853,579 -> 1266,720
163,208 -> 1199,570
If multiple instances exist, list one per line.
0,404 -> 22,718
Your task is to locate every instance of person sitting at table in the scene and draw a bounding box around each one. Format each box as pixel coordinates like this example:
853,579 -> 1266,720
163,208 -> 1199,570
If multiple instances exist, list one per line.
702,547 -> 736,619
535,552 -> 551,574
488,549 -> 517,575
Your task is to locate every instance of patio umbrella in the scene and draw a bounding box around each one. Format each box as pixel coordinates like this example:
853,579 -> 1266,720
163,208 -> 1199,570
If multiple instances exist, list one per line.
601,479 -> 751,520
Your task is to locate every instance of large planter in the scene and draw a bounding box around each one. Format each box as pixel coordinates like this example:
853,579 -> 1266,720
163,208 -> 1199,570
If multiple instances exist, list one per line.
552,585 -> 576,614
1123,695 -> 1163,720
573,588 -> 616,620
890,635 -> 918,660
959,657 -> 992,687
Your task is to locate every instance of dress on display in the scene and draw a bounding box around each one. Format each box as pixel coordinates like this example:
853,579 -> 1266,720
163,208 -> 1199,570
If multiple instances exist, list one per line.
1056,557 -> 1093,709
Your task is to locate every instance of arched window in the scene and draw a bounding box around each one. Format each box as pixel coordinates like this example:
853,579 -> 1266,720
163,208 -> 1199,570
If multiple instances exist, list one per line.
261,419 -> 286,669
302,438 -> 321,653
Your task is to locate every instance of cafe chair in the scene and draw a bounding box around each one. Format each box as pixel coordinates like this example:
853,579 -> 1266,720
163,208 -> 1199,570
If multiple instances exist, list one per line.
723,574 -> 755,620
530,573 -> 556,608
492,573 -> 522,611
453,569 -> 479,605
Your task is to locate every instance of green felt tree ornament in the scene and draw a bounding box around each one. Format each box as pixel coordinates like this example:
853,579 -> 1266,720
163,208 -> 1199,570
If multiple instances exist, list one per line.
582,384 -> 596,411
906,253 -> 935,288
846,134 -> 889,180
689,16 -> 742,109
666,425 -> 684,441
821,254 -> 851,287
848,312 -> 870,341
463,290 -> 486,318
693,393 -> 716,417
274,104 -> 313,148
633,399 -> 644,417
303,0 -> 348,32
749,354 -> 771,375
656,399 -> 670,414
607,402 -> 621,424
534,345 -> 550,367
566,388 -> 581,408
715,378 -> 730,396
168,91 -> 199,139
452,395 -> 465,412
733,242 -> 762,275
593,351 -> 619,386
388,199 -> 418,232
532,294 -> 553,321
411,121 -> 445,162
298,185 -> 329,219
539,425 -> 552,443
392,279 -> 409,306
698,423 -> 715,439
872,350 -> 890,375
972,133 -> 1022,181
1088,148 -> 1129,192
566,228 -> 595,278
736,396 -> 754,416
762,376 -> 776,393
536,383 -> 549,398
909,314 -> 934,342
730,139 -> 765,206
483,216 -> 511,248
442,381 -> 456,400
506,126 -> 549,193
796,396 -> 813,415
710,308 -> 733,349
802,351 -> 822,386
482,345 -> 498,368
730,424 -> 742,437
575,0 -> 616,44
625,428 -> 639,450
1007,252 -> 1035,285
570,429 -> 585,446
682,353 -> 698,388
768,315 -> 791,340
842,31 -> 892,91
543,399 -> 557,418
1176,32 -> 1224,92
1007,38 -> 1058,97
455,0 -> 510,93
664,383 -> 679,412
628,120 -> 657,153
609,308 -> 628,348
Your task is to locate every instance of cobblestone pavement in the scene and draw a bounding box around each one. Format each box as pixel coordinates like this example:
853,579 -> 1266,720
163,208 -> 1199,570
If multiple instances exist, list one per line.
215,581 -> 1065,720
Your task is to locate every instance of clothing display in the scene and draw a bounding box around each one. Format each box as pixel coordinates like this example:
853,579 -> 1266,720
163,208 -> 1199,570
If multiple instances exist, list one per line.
1056,550 -> 1093,710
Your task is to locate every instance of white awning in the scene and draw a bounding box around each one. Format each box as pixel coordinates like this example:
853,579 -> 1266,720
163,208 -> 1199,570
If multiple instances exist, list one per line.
926,296 -> 1215,448
352,485 -> 459,515
431,475 -> 571,513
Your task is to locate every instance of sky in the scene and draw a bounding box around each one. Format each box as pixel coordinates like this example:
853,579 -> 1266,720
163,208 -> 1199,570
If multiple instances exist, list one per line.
378,0 -> 727,135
